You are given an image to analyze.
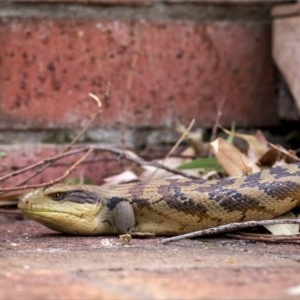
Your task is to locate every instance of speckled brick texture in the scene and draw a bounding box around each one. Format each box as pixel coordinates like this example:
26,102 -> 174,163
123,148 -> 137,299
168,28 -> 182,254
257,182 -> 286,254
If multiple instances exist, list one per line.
0,18 -> 277,129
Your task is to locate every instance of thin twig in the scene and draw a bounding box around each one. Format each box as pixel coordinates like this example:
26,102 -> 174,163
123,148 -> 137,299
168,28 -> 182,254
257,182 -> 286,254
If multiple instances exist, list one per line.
0,208 -> 22,214
167,119 -> 195,157
0,145 -> 199,194
2,89 -> 108,189
226,232 -> 300,244
210,96 -> 226,142
93,146 -> 200,180
64,95 -> 101,149
66,89 -> 106,150
47,157 -> 119,167
146,119 -> 196,181
52,145 -> 200,180
0,147 -> 89,184
161,219 -> 300,244
0,147 -> 93,192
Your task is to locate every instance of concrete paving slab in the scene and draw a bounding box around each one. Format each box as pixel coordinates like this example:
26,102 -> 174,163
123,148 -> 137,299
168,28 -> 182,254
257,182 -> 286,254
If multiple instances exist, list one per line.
1,218 -> 300,300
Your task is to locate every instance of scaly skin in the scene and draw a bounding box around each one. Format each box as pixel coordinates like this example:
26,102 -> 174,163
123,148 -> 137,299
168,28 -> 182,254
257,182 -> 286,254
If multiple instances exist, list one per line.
18,163 -> 300,236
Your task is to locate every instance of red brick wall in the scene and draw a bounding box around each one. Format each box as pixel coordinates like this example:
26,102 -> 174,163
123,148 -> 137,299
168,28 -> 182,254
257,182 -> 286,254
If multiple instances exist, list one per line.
0,0 -> 283,184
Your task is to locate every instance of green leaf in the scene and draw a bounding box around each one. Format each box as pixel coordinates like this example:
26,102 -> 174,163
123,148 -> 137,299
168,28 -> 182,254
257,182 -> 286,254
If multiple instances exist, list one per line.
226,122 -> 235,144
178,157 -> 223,171
66,177 -> 94,185
0,151 -> 6,158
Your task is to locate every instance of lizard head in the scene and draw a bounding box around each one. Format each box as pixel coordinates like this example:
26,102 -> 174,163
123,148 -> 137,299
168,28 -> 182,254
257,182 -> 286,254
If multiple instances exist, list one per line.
18,184 -> 116,235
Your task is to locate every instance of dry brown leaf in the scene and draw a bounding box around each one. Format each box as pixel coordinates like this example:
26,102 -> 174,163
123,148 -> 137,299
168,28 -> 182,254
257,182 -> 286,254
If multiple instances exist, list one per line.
258,148 -> 281,167
222,128 -> 269,160
143,155 -> 199,180
103,170 -> 139,185
180,146 -> 197,157
210,137 -> 260,177
103,155 -> 193,185
174,120 -> 208,155
269,143 -> 300,163
254,130 -> 269,147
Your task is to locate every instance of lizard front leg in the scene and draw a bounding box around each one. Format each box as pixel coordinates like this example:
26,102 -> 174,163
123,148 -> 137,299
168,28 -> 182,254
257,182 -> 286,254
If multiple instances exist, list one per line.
112,201 -> 136,234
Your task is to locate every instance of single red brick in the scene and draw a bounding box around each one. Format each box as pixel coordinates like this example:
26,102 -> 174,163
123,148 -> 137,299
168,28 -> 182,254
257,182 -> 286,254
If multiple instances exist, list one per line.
0,19 -> 277,129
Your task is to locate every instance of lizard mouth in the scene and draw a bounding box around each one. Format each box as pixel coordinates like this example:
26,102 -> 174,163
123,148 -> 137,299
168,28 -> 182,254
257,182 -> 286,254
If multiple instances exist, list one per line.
20,209 -> 100,235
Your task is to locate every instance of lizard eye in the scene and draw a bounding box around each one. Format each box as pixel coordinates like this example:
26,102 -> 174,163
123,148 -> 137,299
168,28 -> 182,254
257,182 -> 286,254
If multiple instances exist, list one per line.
49,192 -> 66,201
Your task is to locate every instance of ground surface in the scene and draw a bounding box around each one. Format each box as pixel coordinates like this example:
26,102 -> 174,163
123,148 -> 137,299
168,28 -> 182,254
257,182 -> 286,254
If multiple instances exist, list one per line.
1,217 -> 300,300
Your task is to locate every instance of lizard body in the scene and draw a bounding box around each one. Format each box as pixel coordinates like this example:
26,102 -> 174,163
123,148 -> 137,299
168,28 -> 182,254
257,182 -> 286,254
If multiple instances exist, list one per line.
18,163 -> 300,235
